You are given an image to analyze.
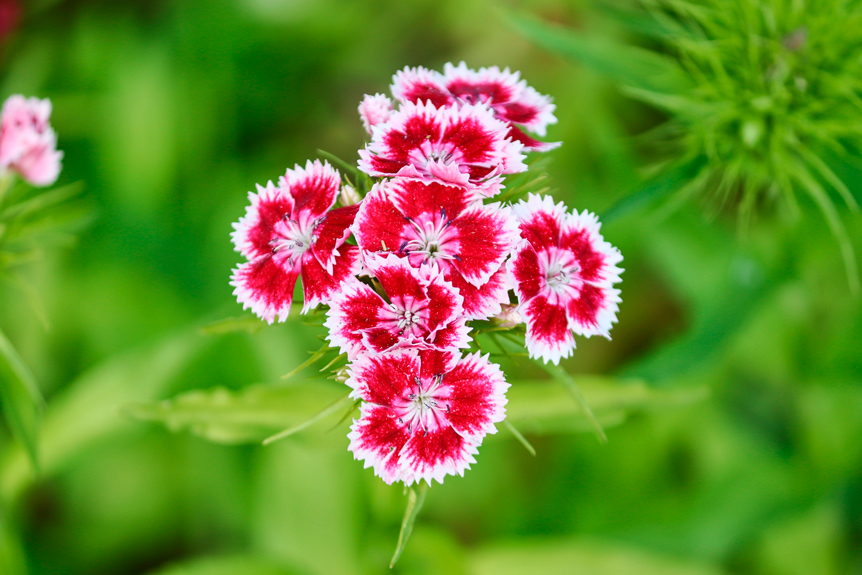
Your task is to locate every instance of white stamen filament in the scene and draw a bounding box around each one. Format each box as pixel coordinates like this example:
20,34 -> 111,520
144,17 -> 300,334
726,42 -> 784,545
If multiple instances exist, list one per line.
403,213 -> 458,263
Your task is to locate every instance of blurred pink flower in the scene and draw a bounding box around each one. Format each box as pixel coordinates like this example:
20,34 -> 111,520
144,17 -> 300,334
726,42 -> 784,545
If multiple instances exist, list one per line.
0,95 -> 63,186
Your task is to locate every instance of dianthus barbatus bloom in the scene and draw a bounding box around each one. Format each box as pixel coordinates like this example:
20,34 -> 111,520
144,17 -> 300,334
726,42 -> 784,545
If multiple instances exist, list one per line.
358,93 -> 394,135
358,100 -> 526,198
391,63 -> 559,152
231,160 -> 359,323
352,177 -> 518,320
347,348 -> 508,485
325,253 -> 471,360
509,194 -> 623,364
0,95 -> 63,186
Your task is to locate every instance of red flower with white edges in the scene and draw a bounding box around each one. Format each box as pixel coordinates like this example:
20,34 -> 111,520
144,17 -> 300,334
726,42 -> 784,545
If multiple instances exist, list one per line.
391,63 -> 560,152
358,100 -> 526,198
324,253 -> 471,360
230,160 -> 360,323
346,348 -> 508,485
352,177 -> 518,320
508,194 -> 622,364
358,93 -> 394,135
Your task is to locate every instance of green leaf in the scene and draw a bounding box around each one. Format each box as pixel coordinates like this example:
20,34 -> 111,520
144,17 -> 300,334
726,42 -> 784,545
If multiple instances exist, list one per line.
538,362 -> 608,443
0,181 -> 85,223
0,327 -> 44,469
198,315 -> 268,336
469,537 -> 726,575
262,392 -> 352,445
503,420 -> 536,456
0,510 -> 27,575
145,555 -> 299,575
126,380 -> 349,445
316,149 -> 360,179
505,377 -> 708,435
601,156 -> 707,224
506,10 -> 690,94
0,331 -> 206,504
390,482 -> 429,568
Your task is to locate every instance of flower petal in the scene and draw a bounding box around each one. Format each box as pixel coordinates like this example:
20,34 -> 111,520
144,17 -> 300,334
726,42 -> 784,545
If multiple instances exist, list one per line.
348,403 -> 411,485
230,256 -> 299,324
300,243 -> 359,312
447,264 -> 511,321
399,425 -> 478,486
507,125 -> 561,153
559,210 -> 623,286
566,283 -> 621,339
436,351 -> 508,438
231,181 -> 295,260
325,277 -> 386,360
358,93 -> 394,135
311,203 -> 360,274
346,347 -> 420,404
391,66 -> 453,108
442,61 -> 521,107
523,295 -> 575,365
278,159 -> 340,219
352,181 -> 411,256
499,84 -> 557,136
511,193 -> 567,253
448,202 -> 519,287
358,101 -> 525,188
509,242 -> 542,303
387,178 -> 472,227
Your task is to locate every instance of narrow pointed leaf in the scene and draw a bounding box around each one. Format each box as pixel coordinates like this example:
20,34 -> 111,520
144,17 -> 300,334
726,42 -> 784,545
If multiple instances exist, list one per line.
317,149 -> 360,179
199,315 -> 268,335
0,327 -> 44,469
390,482 -> 429,568
127,381 -> 348,445
503,420 -> 536,456
601,156 -> 706,223
262,392 -> 351,445
506,10 -> 690,93
505,377 -> 708,435
0,181 -> 85,223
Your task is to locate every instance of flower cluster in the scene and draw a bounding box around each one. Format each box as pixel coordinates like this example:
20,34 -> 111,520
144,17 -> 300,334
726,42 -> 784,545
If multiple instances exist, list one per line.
0,95 -> 62,186
230,63 -> 623,485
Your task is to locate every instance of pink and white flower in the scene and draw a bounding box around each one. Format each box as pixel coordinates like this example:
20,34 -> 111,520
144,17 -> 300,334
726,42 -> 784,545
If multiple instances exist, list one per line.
358,93 -> 394,135
325,253 -> 471,360
230,160 -> 359,323
346,348 -> 508,485
0,95 -> 62,186
391,63 -> 560,152
358,100 -> 526,197
352,177 -> 518,319
509,194 -> 622,364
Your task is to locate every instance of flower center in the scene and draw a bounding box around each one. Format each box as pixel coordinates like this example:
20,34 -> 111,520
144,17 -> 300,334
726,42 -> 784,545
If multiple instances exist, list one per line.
540,248 -> 583,300
269,212 -> 319,267
396,309 -> 418,330
546,260 -> 580,291
400,374 -> 449,435
402,209 -> 460,266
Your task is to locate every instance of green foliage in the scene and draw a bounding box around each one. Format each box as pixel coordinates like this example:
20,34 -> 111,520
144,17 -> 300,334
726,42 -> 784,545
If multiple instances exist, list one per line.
0,1 -> 860,574
390,483 -> 428,568
145,555 -> 300,575
512,0 -> 862,289
468,537 -> 726,575
505,377 -> 708,435
127,381 -> 350,445
0,327 -> 44,469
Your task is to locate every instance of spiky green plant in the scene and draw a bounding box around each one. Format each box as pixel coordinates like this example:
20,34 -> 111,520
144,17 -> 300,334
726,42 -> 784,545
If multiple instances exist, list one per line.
512,0 -> 862,290
632,0 -> 862,289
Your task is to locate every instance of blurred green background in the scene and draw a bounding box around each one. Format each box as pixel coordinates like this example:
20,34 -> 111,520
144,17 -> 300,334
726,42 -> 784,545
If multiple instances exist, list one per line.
0,0 -> 861,574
